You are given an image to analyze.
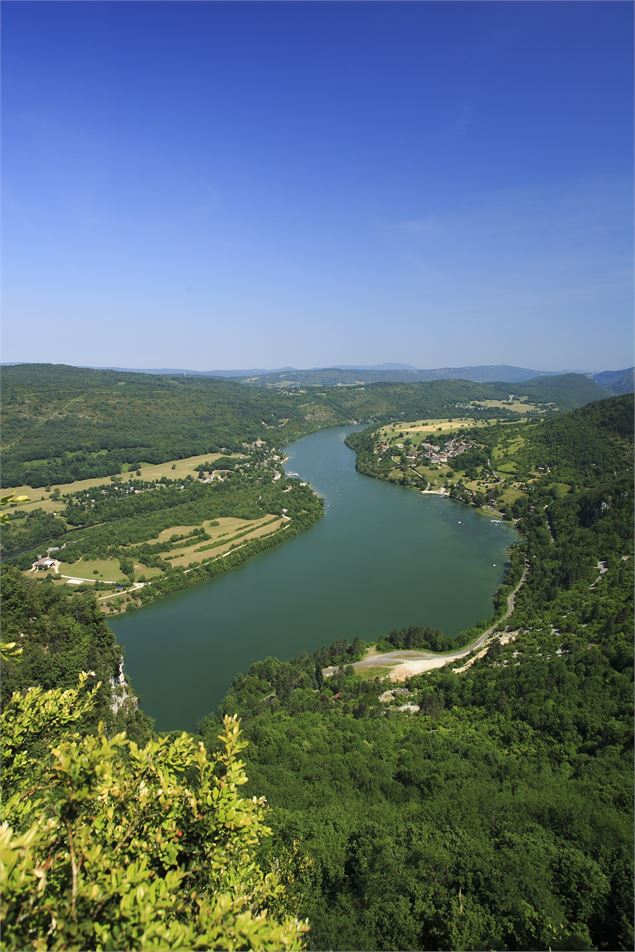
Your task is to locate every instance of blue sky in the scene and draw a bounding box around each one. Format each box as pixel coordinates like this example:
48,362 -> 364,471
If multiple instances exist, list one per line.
2,1 -> 633,371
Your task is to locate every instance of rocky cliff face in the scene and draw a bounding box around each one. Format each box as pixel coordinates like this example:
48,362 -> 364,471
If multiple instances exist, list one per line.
109,658 -> 138,717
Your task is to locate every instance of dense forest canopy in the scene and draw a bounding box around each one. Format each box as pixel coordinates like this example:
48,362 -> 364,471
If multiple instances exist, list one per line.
207,395 -> 634,951
0,565 -> 151,741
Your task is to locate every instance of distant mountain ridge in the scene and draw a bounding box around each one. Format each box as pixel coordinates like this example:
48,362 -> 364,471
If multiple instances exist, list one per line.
89,366 -> 296,378
237,364 -> 579,388
4,362 -> 632,393
236,363 -> 633,393
592,367 -> 635,395
71,362 -> 575,385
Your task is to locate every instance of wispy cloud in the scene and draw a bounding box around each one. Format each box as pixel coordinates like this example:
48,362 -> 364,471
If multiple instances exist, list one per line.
391,217 -> 438,235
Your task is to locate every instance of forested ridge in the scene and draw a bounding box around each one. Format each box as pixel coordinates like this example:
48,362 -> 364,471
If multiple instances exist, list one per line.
236,365 -> 616,395
1,391 -> 632,950
2,364 -> 605,487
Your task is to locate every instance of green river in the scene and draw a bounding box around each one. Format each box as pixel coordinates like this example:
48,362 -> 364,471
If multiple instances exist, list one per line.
111,426 -> 517,730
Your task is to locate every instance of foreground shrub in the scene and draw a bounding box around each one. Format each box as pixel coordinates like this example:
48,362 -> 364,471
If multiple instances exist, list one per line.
0,677 -> 307,950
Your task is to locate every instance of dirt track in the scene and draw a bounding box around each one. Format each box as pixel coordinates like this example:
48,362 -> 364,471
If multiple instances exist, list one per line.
350,566 -> 528,682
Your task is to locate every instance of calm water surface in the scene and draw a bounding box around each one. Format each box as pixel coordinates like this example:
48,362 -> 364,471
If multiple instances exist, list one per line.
111,426 -> 517,730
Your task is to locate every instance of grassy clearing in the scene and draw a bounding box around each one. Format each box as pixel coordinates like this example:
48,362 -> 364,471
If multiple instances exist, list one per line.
545,481 -> 571,498
155,524 -> 201,543
5,497 -> 66,515
133,563 -> 162,579
411,462 -> 453,489
194,516 -> 280,554
3,452 -> 237,511
491,435 -> 528,478
470,399 -> 539,414
493,435 -> 527,460
201,516 -> 268,539
59,558 -> 124,582
498,486 -> 525,505
354,665 -> 394,682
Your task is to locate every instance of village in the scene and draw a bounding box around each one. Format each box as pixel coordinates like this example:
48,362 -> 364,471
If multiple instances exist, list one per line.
415,436 -> 474,465
375,434 -> 474,467
360,414 -> 546,517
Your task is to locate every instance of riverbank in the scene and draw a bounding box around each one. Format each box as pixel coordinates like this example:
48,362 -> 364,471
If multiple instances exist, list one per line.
102,503 -> 322,616
323,565 -> 527,683
344,422 -> 530,522
111,425 -> 517,730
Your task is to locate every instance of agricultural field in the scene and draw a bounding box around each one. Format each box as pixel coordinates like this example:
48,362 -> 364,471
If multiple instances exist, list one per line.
3,452 -> 230,513
161,515 -> 287,569
469,398 -> 545,414
3,435 -> 322,613
497,485 -> 525,506
379,417 -> 490,441
17,502 -> 294,609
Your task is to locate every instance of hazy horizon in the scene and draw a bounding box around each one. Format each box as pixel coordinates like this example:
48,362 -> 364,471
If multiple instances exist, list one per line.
2,2 -> 633,370
1,355 -> 631,376
0,358 -> 625,376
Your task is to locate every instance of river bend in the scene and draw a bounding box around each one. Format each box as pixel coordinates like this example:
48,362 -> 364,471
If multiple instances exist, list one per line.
111,426 -> 517,730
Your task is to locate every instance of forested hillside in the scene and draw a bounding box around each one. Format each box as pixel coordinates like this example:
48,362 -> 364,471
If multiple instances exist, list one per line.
1,566 -> 151,742
507,372 -> 609,409
240,364 -> 548,387
206,395 -> 634,951
1,364 -> 313,487
1,364 -> 607,487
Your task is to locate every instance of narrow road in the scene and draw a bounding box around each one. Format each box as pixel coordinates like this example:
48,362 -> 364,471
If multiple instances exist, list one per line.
97,582 -> 145,601
349,565 -> 528,682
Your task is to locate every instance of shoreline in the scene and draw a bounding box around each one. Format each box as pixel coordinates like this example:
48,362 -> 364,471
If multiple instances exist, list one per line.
349,566 -> 528,682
